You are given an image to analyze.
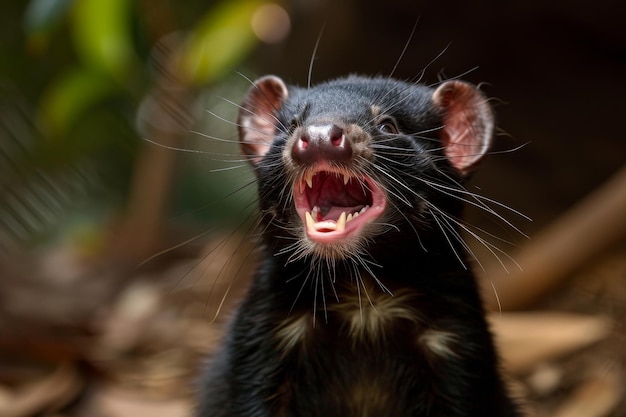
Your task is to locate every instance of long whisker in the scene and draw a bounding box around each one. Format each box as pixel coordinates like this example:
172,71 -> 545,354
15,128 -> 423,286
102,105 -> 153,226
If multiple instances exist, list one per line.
427,202 -> 522,272
207,217 -> 262,324
142,137 -> 214,155
137,228 -> 214,268
389,18 -> 419,78
189,129 -> 240,144
429,208 -> 467,269
415,174 -> 530,231
308,23 -> 326,89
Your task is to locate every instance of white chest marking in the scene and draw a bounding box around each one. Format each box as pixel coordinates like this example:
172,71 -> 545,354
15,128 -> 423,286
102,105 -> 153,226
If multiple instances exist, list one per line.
275,313 -> 311,355
330,289 -> 420,341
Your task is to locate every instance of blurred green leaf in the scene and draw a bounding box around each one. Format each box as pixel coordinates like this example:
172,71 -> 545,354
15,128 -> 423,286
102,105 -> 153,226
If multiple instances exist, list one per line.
38,68 -> 118,138
179,0 -> 261,85
71,0 -> 136,79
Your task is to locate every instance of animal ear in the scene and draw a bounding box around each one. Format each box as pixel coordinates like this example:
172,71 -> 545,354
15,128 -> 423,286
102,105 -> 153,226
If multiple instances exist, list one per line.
238,75 -> 289,165
432,80 -> 494,176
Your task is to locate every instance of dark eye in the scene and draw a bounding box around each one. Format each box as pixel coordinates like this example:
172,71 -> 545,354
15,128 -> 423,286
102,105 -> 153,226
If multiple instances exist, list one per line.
377,117 -> 398,135
289,116 -> 301,133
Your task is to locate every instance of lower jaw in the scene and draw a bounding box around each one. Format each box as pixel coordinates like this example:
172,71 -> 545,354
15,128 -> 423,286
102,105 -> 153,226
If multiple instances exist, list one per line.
298,235 -> 362,261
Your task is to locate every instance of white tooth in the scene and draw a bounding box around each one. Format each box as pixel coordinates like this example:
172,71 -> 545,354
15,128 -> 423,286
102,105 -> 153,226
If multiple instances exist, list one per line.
343,173 -> 350,185
312,206 -> 320,218
360,205 -> 369,214
336,212 -> 347,232
346,213 -> 353,223
305,211 -> 315,230
352,211 -> 359,219
305,173 -> 314,188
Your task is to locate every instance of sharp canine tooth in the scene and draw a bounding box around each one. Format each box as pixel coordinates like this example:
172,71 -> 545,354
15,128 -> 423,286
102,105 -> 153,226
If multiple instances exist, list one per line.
336,212 -> 347,232
305,211 -> 315,230
305,173 -> 313,188
343,173 -> 350,185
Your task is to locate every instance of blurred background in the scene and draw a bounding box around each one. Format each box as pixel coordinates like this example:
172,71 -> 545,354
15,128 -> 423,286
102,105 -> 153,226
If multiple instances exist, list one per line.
0,0 -> 624,416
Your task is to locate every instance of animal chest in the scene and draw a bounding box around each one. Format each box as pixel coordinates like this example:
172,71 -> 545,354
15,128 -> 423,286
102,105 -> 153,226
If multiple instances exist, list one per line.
270,283 -> 469,417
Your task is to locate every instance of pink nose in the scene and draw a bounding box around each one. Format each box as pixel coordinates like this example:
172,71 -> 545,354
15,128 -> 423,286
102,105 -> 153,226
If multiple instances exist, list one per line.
291,124 -> 353,166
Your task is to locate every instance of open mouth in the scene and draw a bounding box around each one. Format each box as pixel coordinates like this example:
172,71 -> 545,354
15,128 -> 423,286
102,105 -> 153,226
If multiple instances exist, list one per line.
293,169 -> 386,244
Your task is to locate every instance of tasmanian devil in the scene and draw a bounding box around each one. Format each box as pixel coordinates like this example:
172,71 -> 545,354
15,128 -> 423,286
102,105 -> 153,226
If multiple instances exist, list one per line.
197,74 -> 521,417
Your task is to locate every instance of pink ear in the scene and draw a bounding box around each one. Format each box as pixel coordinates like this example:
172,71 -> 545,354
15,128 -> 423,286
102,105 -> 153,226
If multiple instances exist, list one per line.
238,75 -> 289,165
432,80 -> 494,175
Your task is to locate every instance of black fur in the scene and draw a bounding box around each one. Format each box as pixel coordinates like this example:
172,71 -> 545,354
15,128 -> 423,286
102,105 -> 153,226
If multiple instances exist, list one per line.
198,76 -> 520,417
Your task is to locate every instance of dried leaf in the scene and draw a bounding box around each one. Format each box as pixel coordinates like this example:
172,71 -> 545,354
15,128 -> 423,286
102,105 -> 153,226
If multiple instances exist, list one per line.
489,312 -> 611,374
91,385 -> 190,417
0,363 -> 81,417
552,374 -> 623,417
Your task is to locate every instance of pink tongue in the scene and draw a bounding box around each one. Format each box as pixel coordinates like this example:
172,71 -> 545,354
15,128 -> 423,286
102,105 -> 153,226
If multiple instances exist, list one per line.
314,175 -> 363,209
321,205 -> 362,221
